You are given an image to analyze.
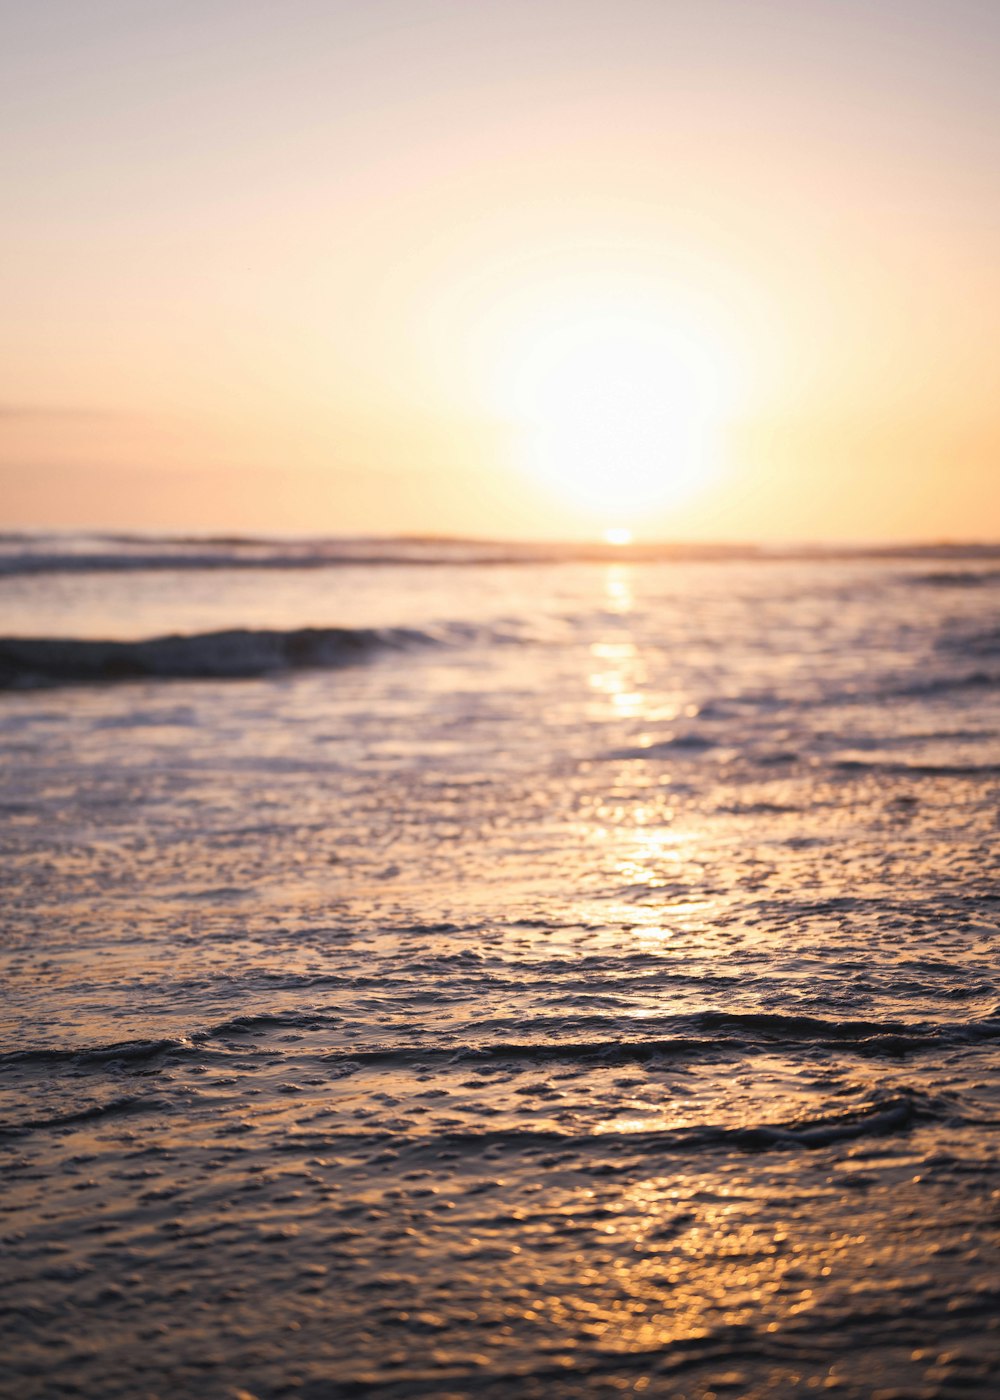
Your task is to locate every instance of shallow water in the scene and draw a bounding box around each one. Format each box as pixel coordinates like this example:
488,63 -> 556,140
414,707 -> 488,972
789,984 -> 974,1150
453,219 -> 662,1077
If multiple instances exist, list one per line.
2,542 -> 999,1397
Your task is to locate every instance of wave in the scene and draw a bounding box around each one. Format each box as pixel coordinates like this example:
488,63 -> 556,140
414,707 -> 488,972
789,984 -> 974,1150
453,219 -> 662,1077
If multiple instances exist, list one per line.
612,732 -> 718,759
0,1036 -> 195,1067
0,547 -> 528,577
6,1008 -> 996,1078
833,757 -> 1000,777
208,1004 -> 1000,1052
2,532 -> 999,577
0,536 -> 763,577
887,670 -> 999,699
310,1011 -> 1000,1069
413,1088 -> 940,1157
956,626 -> 1000,659
910,568 -> 1000,588
0,1093 -> 168,1138
0,1075 -> 941,1155
0,624 -> 436,689
244,1088 -> 943,1160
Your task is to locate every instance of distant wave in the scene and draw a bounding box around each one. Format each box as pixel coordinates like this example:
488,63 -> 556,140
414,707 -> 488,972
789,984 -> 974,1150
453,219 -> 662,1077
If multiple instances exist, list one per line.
953,625 -> 1000,658
833,757 -> 1000,777
0,535 -> 761,576
910,568 -> 1000,588
0,625 -> 434,689
2,532 -> 999,577
888,670 -> 999,699
0,547 -> 541,577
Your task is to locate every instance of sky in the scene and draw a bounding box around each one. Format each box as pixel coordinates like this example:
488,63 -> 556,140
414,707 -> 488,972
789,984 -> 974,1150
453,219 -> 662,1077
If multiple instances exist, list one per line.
2,0 -> 999,541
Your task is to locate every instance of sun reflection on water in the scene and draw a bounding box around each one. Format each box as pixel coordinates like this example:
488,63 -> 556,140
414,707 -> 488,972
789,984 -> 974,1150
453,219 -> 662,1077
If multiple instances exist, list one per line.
616,827 -> 698,888
588,640 -> 647,720
603,563 -> 634,615
588,567 -> 646,722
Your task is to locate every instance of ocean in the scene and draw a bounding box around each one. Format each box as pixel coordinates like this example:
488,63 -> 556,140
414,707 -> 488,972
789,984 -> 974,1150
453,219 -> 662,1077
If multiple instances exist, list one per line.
2,534 -> 999,1398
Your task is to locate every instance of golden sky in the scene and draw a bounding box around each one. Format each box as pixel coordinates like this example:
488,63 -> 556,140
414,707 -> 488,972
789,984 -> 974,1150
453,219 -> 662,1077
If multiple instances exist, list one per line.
2,0 -> 999,540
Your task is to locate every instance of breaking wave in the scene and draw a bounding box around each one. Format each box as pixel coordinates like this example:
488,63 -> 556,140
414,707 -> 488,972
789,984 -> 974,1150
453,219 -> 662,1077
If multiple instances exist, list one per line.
0,624 -> 438,688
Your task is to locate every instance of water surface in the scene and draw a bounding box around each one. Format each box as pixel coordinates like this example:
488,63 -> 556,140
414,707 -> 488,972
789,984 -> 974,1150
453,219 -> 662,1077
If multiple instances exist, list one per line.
2,538 -> 998,1397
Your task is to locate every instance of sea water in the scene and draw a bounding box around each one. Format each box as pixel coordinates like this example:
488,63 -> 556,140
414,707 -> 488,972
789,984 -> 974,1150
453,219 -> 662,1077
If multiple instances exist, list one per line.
1,536 -> 999,1397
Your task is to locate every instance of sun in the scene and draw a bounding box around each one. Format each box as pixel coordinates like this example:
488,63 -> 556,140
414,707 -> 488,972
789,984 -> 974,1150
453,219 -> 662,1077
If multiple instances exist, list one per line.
495,308 -> 733,530
415,254 -> 746,535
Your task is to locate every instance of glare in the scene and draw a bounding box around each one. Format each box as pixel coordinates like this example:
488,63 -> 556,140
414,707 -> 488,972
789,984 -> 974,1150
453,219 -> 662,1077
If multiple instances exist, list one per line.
498,310 -> 734,526
604,527 -> 632,545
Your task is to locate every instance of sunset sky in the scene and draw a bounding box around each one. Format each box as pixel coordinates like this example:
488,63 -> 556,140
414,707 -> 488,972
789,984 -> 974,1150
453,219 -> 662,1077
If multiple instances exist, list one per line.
3,0 -> 999,541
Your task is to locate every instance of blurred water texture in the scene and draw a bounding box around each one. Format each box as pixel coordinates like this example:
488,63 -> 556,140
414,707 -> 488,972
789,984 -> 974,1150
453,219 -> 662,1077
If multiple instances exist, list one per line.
1,542 -> 999,1397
